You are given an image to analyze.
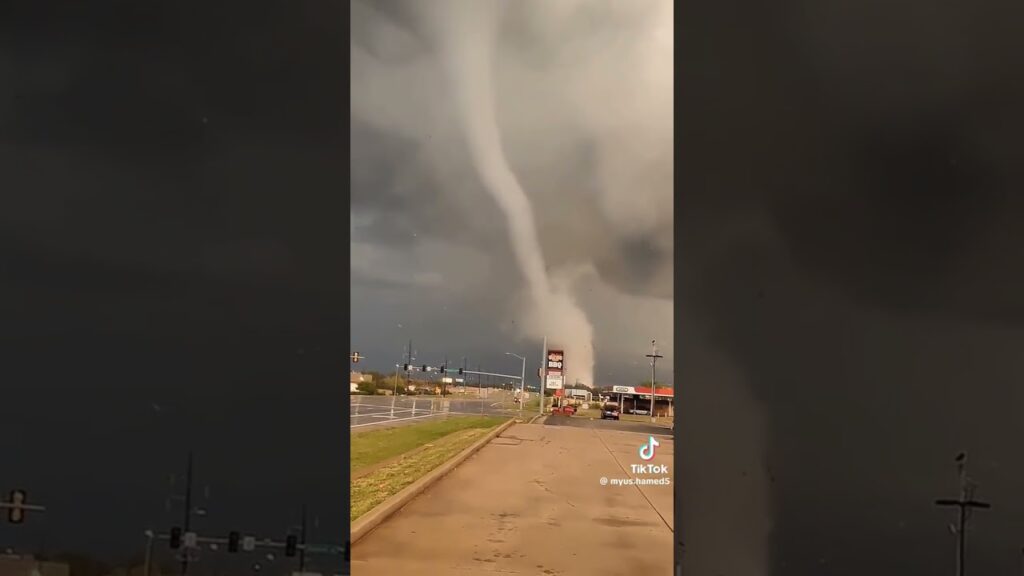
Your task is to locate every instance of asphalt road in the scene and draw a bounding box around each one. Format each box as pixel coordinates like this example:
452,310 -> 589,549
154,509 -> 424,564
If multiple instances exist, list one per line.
350,393 -> 527,432
543,413 -> 674,437
352,421 -> 674,575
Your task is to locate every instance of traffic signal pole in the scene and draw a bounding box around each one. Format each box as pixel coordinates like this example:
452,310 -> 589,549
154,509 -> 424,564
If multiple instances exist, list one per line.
155,530 -> 339,554
1,490 -> 46,524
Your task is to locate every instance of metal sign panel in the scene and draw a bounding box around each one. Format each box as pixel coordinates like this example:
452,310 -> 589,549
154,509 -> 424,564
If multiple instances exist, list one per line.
546,350 -> 564,373
545,374 -> 564,390
613,385 -> 634,394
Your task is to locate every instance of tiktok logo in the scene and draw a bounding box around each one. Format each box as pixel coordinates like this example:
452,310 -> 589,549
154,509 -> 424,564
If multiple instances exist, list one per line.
639,436 -> 660,461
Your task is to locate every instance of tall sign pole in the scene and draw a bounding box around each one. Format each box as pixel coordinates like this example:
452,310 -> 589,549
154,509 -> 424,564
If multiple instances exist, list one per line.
539,336 -> 547,417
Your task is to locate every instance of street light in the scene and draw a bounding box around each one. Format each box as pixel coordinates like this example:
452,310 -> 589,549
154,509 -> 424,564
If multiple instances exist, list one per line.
506,352 -> 526,419
143,530 -> 155,576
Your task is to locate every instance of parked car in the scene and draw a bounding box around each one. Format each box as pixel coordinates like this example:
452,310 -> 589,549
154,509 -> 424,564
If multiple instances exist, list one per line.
601,402 -> 620,420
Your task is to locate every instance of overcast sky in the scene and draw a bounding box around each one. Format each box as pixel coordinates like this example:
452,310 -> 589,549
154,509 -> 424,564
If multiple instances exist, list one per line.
682,0 -> 1024,574
349,0 -> 674,389
1,3 -> 345,569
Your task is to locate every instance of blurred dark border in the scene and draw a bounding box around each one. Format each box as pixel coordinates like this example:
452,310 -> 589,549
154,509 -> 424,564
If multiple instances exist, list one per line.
672,3 -> 682,575
1,1 -> 350,574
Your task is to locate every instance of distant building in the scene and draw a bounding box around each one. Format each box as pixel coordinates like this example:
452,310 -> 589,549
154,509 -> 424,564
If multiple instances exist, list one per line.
565,388 -> 592,402
607,385 -> 675,417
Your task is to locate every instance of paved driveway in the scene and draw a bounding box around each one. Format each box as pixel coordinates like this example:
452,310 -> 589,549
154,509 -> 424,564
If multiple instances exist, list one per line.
352,421 -> 674,575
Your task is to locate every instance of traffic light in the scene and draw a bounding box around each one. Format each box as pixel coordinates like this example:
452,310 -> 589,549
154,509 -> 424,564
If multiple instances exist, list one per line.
458,368 -> 464,375
169,527 -> 182,549
285,534 -> 298,557
403,363 -> 410,371
228,531 -> 240,553
439,365 -> 446,374
7,490 -> 25,524
421,365 -> 427,372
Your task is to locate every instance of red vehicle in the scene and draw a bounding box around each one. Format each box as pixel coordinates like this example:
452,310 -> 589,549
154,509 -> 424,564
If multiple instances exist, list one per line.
551,403 -> 576,416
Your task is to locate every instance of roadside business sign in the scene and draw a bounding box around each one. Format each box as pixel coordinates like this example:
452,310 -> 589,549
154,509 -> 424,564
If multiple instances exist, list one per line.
546,350 -> 564,373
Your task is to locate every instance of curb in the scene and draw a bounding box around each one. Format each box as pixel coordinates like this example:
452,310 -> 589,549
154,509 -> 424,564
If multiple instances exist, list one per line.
351,418 -> 516,545
528,414 -> 546,425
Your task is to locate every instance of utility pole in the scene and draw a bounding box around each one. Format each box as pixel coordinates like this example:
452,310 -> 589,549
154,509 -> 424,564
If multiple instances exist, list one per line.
935,452 -> 990,576
182,451 -> 194,575
645,340 -> 664,424
299,504 -> 308,573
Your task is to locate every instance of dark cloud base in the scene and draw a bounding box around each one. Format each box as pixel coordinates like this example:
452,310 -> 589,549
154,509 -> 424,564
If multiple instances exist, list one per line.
682,0 -> 1024,573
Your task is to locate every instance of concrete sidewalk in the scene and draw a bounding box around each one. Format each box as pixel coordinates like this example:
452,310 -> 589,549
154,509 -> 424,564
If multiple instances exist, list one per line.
352,422 -> 674,575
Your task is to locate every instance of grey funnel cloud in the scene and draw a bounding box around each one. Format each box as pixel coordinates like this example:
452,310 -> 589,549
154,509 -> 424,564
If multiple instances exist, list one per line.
411,0 -> 596,386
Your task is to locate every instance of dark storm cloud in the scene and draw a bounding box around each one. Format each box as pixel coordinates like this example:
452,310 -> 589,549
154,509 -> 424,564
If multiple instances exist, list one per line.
1,2 -> 346,566
350,0 -> 674,385
682,0 -> 1024,573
